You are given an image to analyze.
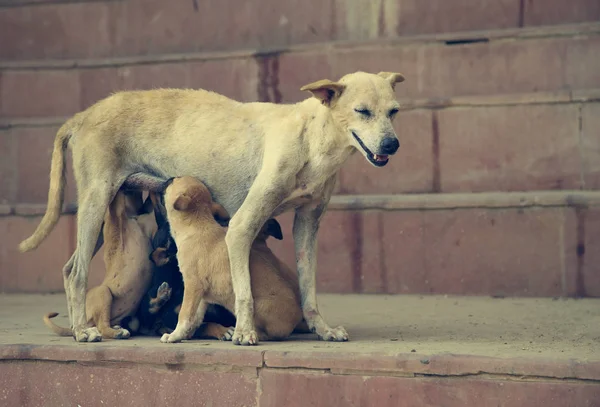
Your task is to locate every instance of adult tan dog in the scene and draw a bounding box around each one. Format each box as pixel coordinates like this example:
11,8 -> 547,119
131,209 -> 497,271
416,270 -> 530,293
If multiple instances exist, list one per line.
19,71 -> 405,344
44,190 -> 157,340
158,176 -> 303,343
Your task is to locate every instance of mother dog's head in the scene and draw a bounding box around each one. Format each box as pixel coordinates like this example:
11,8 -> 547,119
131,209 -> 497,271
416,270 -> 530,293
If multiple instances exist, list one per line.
301,71 -> 404,168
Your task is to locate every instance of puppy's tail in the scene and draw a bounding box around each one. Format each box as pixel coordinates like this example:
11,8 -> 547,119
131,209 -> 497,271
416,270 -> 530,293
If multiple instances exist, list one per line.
43,312 -> 72,336
19,117 -> 76,252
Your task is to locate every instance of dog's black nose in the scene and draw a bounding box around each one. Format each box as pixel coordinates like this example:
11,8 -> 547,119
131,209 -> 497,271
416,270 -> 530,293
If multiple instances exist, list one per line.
380,137 -> 399,155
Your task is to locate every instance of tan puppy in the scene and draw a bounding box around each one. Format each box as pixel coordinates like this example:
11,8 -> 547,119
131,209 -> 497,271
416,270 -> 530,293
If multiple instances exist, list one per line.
44,191 -> 157,340
19,71 -> 405,344
159,176 -> 302,343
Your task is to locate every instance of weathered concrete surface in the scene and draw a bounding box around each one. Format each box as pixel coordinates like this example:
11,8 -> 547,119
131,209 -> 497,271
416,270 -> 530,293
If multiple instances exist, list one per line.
1,294 -> 599,406
1,294 -> 598,362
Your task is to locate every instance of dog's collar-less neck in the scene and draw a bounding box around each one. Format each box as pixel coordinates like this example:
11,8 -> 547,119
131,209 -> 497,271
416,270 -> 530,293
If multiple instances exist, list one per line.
304,102 -> 353,166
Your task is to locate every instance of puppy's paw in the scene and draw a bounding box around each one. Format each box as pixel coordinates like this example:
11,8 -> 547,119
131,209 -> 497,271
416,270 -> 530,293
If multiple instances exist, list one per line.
232,329 -> 258,346
220,327 -> 235,341
157,282 -> 172,302
318,325 -> 349,342
112,326 -> 131,339
73,326 -> 102,343
160,332 -> 183,343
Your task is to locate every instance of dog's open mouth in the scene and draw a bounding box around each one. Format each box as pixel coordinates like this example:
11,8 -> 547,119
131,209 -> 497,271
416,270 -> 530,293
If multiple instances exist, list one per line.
351,132 -> 389,167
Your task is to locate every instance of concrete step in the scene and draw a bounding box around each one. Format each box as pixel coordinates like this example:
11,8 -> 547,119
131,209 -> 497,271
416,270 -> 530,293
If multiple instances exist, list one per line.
1,91 -> 598,207
2,23 -> 599,120
1,294 -> 599,406
1,0 -> 599,61
2,190 -> 600,296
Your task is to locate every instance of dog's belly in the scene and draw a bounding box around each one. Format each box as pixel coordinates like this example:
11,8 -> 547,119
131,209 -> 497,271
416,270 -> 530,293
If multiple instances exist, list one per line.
133,150 -> 261,217
109,286 -> 148,325
125,116 -> 333,218
105,221 -> 155,324
108,263 -> 153,324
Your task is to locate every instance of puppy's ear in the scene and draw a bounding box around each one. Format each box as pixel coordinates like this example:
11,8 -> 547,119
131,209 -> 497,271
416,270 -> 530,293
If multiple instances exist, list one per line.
211,203 -> 230,225
265,219 -> 283,240
377,72 -> 405,90
300,79 -> 346,106
150,248 -> 170,266
173,194 -> 192,211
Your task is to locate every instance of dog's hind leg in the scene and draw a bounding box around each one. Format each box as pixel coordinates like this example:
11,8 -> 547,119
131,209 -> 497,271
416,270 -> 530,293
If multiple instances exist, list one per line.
87,286 -> 130,339
62,229 -> 104,329
62,252 -> 76,329
149,282 -> 172,314
68,176 -> 123,342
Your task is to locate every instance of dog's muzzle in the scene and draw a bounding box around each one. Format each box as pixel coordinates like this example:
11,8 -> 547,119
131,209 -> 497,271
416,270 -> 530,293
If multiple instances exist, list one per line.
351,132 -> 392,167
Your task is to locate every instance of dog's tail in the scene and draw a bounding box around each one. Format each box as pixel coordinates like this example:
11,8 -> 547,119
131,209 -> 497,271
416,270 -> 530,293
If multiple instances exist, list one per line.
43,312 -> 72,336
19,117 -> 77,252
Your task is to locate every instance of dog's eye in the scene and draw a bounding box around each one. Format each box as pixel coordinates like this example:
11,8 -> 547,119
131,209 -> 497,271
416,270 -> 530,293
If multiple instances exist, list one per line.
354,108 -> 371,118
388,108 -> 399,118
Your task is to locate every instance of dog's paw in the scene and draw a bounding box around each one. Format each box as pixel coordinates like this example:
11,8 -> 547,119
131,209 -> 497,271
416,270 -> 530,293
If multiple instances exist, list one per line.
160,332 -> 182,343
231,329 -> 258,346
112,326 -> 131,339
73,326 -> 102,343
157,282 -> 172,302
220,327 -> 235,341
318,325 -> 349,342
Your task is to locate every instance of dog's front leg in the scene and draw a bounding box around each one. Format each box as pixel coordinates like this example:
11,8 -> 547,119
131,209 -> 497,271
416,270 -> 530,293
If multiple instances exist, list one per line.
225,177 -> 290,346
293,182 -> 349,342
161,293 -> 207,343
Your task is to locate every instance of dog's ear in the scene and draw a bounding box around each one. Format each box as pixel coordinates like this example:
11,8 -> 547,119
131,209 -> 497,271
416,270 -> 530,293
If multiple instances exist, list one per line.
150,247 -> 170,266
211,202 -> 230,225
300,79 -> 346,106
377,72 -> 405,90
173,194 -> 192,211
265,219 -> 283,240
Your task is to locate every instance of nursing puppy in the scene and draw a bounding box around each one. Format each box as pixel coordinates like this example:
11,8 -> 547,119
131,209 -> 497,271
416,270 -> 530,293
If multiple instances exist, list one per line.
160,176 -> 303,343
122,211 -> 236,337
44,191 -> 157,340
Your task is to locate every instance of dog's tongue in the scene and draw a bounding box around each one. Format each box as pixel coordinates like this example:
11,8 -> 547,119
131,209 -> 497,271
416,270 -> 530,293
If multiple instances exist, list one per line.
373,154 -> 389,162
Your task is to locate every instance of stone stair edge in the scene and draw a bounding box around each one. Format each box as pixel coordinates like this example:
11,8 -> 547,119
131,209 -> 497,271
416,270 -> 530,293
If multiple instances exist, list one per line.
1,21 -> 598,71
3,190 -> 600,217
1,342 -> 598,381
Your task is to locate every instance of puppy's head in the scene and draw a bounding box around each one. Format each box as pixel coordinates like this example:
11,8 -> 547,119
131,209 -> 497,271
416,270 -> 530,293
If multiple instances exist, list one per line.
300,71 -> 404,168
164,176 -> 230,224
151,246 -> 175,267
150,223 -> 178,267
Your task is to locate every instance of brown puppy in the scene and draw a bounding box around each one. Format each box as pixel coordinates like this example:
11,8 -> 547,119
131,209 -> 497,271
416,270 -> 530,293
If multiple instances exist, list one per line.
160,176 -> 303,343
44,190 -> 157,340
